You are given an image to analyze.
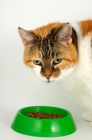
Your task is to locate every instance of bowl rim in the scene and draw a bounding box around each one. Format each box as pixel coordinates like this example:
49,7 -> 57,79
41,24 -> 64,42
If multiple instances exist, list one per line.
18,105 -> 71,120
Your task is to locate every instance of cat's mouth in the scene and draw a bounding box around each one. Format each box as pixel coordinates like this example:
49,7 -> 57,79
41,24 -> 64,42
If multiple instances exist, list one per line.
44,78 -> 55,83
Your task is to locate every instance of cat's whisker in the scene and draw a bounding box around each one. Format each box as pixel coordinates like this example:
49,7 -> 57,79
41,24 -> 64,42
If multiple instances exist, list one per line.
58,79 -> 73,93
63,78 -> 74,86
59,77 -> 75,87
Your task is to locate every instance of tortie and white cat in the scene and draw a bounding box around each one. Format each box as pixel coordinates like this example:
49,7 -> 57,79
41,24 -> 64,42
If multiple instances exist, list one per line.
18,19 -> 92,124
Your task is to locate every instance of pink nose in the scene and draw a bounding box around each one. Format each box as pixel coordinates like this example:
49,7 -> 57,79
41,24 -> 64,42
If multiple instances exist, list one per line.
45,75 -> 51,79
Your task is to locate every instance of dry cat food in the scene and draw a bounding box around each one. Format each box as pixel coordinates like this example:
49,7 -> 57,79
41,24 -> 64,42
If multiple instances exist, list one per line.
26,111 -> 63,119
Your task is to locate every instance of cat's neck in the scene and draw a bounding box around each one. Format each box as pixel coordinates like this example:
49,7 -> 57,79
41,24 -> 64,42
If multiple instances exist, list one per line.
71,22 -> 92,76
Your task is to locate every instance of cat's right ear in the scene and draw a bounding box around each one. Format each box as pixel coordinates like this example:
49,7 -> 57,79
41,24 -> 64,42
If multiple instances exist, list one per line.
56,24 -> 72,45
18,27 -> 35,47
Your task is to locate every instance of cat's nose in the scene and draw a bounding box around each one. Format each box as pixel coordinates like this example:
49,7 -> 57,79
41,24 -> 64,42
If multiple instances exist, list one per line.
45,75 -> 51,79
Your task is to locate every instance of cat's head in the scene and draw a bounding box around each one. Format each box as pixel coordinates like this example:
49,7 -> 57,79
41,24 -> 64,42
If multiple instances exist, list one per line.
18,22 -> 78,82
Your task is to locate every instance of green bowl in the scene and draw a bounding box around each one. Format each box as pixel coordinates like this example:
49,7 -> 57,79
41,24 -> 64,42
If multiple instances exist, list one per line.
11,106 -> 76,137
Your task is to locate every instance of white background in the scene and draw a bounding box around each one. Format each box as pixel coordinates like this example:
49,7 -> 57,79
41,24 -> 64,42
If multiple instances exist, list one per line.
0,0 -> 92,140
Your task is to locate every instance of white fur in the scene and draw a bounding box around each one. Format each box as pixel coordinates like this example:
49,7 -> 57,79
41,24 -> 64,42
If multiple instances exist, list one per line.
82,111 -> 92,122
63,23 -> 92,123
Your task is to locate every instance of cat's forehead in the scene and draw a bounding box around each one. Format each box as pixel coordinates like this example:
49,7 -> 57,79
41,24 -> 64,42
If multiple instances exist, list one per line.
29,23 -> 66,59
30,40 -> 62,60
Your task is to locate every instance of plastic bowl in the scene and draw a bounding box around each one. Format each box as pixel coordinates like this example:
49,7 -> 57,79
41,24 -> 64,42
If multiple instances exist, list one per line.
11,106 -> 76,137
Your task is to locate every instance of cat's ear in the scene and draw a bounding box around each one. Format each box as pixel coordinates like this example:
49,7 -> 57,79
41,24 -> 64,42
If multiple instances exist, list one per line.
57,24 -> 72,45
18,27 -> 35,47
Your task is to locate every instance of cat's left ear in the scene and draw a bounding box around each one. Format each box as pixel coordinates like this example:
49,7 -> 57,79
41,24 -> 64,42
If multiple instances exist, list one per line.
18,27 -> 35,47
57,24 -> 72,45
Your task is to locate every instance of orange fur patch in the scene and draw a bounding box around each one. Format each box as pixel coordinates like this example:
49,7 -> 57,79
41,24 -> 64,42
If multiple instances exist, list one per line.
79,19 -> 92,36
28,22 -> 64,38
58,44 -> 78,70
23,47 -> 41,68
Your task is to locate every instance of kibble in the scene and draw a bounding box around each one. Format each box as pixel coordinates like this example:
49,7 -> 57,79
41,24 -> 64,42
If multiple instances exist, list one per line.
26,111 -> 63,119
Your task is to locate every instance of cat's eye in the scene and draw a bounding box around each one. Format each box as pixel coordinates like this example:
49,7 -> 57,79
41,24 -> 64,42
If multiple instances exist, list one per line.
33,60 -> 42,65
53,58 -> 62,65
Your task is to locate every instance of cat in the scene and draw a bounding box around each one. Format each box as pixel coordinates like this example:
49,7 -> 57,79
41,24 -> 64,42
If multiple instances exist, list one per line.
18,19 -> 92,124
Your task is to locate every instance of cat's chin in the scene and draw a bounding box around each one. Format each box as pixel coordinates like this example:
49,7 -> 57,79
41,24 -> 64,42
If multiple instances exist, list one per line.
42,79 -> 55,83
46,80 -> 55,83
38,77 -> 56,83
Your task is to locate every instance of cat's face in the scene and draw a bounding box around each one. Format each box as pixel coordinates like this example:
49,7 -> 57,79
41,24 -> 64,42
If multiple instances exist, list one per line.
18,23 -> 78,82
